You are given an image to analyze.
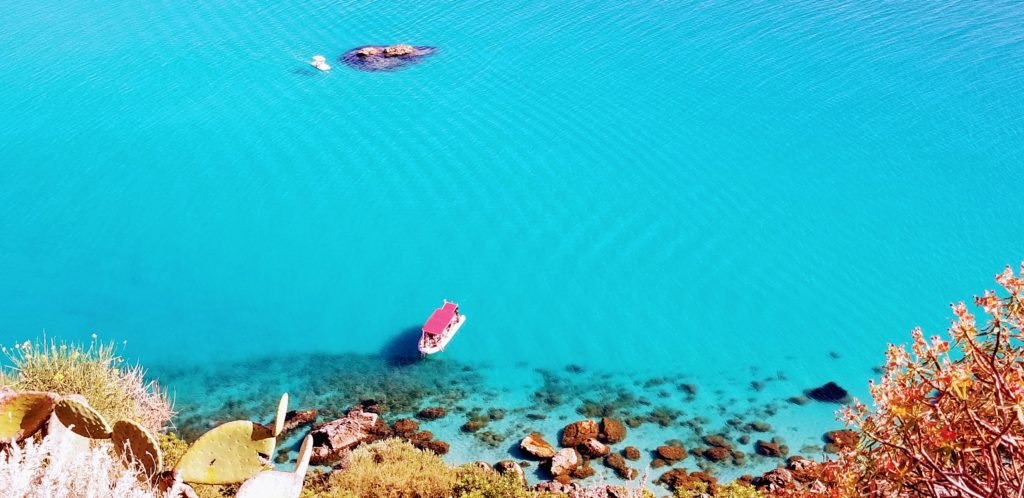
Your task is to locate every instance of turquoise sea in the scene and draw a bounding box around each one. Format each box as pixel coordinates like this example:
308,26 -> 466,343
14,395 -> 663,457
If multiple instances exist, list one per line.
2,0 -> 1023,484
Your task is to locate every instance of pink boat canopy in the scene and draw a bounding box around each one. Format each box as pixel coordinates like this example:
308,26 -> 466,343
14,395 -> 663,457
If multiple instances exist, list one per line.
422,302 -> 458,335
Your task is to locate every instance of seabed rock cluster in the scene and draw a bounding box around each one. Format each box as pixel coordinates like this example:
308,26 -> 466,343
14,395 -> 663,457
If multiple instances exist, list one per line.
157,352 -> 856,492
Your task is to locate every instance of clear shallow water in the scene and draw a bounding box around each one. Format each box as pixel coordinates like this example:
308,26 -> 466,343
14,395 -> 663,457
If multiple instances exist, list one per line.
2,0 -> 1023,484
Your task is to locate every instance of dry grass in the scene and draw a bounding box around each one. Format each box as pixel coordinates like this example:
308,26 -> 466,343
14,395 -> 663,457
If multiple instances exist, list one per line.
307,438 -> 457,498
0,433 -> 158,498
1,336 -> 174,433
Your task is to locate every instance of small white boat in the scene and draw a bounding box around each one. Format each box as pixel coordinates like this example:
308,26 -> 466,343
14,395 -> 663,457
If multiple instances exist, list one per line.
310,55 -> 331,71
419,300 -> 466,355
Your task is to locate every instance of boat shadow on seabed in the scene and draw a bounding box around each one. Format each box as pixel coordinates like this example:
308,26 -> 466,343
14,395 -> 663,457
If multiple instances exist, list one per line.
380,326 -> 425,368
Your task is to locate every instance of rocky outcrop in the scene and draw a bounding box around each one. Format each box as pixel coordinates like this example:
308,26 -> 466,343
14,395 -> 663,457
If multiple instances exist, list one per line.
598,417 -> 627,444
415,407 -> 447,420
309,409 -> 379,465
391,418 -> 419,436
755,440 -> 784,457
561,420 -> 599,447
550,448 -> 581,477
578,438 -> 610,458
656,445 -> 687,462
603,453 -> 637,479
806,382 -> 850,403
658,468 -> 717,493
416,439 -> 449,455
703,446 -> 731,462
342,44 -> 438,72
622,446 -> 640,460
520,432 -> 557,459
382,44 -> 415,57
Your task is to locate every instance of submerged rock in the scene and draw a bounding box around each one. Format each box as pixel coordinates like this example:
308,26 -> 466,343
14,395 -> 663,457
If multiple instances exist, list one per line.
806,382 -> 850,403
561,419 -> 599,447
415,406 -> 447,420
598,417 -> 627,444
520,432 -> 557,459
341,44 -> 438,72
656,445 -> 687,462
273,409 -> 318,438
578,438 -> 611,458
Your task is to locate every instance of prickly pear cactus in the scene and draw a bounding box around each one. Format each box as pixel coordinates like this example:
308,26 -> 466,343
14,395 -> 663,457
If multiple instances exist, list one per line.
174,421 -> 276,484
0,391 -> 56,442
112,419 -> 163,478
273,393 -> 288,437
235,434 -> 313,498
54,397 -> 112,439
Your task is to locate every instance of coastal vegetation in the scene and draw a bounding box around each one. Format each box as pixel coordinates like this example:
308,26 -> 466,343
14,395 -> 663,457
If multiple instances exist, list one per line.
1,262 -> 1023,497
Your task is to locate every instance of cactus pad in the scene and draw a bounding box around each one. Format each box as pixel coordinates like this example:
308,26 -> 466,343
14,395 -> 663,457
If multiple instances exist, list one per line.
0,391 -> 56,442
112,419 -> 163,478
175,420 -> 276,484
54,397 -> 112,439
273,393 -> 288,437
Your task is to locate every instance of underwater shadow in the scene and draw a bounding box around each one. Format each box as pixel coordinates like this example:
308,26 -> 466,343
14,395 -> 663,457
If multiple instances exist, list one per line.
380,326 -> 424,367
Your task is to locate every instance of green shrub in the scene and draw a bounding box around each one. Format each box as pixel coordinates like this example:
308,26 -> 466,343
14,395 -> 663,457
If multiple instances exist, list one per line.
1,337 -> 174,433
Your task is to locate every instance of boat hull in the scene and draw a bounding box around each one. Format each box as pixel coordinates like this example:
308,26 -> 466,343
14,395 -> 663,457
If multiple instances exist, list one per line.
418,314 -> 466,355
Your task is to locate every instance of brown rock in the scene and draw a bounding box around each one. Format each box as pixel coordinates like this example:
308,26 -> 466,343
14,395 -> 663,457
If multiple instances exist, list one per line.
461,420 -> 486,433
747,421 -> 772,432
534,481 -> 582,494
599,417 -> 627,444
656,445 -> 687,461
622,446 -> 640,460
578,438 -> 610,458
703,446 -> 730,462
604,453 -> 627,471
824,429 -> 859,451
651,458 -> 669,468
658,468 -> 690,489
561,420 -> 599,447
391,418 -> 419,435
703,435 -> 730,448
520,432 -> 557,459
309,409 -> 379,465
550,448 -> 581,476
755,440 -> 783,457
407,430 -> 432,443
417,439 -> 449,455
355,46 -> 381,57
553,473 -> 572,484
416,407 -> 447,420
383,44 -> 415,57
571,465 -> 596,479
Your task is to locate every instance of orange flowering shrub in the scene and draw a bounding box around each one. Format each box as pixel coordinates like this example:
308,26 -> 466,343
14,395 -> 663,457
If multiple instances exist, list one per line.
833,263 -> 1024,497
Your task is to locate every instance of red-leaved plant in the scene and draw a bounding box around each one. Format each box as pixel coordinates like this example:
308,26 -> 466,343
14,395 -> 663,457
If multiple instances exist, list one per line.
764,263 -> 1024,498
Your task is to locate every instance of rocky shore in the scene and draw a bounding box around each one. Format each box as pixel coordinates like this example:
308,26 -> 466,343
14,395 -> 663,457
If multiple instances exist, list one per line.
156,353 -> 862,491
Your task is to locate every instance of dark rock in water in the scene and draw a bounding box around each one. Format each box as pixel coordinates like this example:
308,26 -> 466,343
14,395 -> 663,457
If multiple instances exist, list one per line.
571,464 -> 596,479
461,420 -> 486,433
416,406 -> 447,420
598,417 -> 627,444
755,439 -> 785,457
561,419 -> 599,447
341,44 -> 437,72
747,421 -> 772,432
656,445 -> 687,462
738,434 -> 751,444
622,446 -> 640,460
806,382 -> 850,403
391,418 -> 419,435
417,439 -> 449,455
650,458 -> 668,468
565,364 -> 585,374
703,446 -> 731,462
823,429 -> 859,452
787,395 -> 811,406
